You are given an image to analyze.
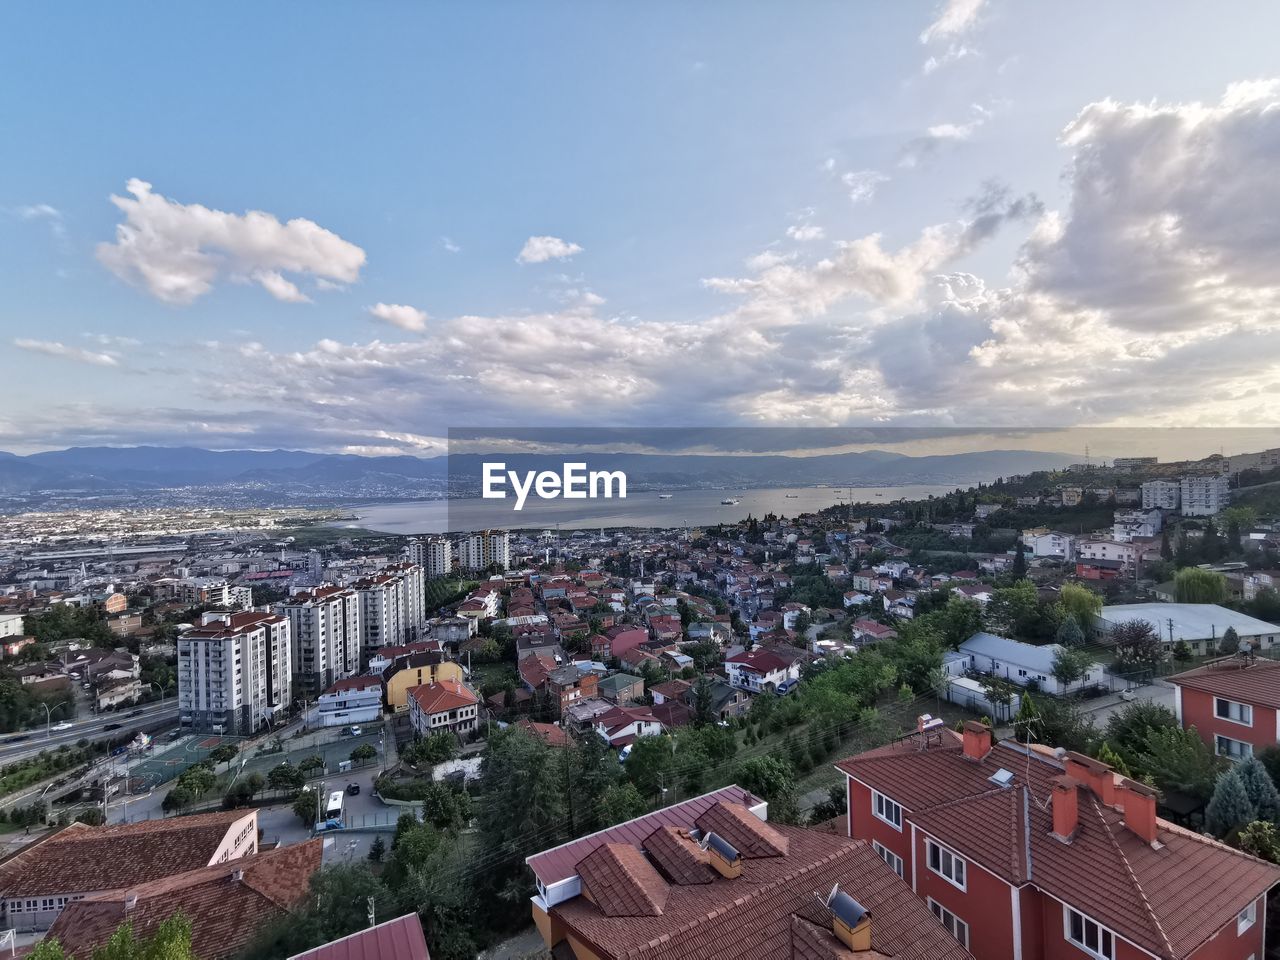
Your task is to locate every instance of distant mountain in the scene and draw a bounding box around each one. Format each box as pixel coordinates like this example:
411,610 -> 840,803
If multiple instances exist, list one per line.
0,444 -> 1074,501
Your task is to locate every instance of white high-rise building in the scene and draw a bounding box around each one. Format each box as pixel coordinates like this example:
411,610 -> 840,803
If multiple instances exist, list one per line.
354,573 -> 405,661
1141,480 -> 1181,511
274,585 -> 362,697
1180,474 -> 1231,517
385,561 -> 426,639
177,612 -> 291,735
411,537 -> 453,578
458,529 -> 510,572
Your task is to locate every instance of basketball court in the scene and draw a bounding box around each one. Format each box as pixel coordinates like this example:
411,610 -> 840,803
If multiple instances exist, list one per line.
127,733 -> 244,789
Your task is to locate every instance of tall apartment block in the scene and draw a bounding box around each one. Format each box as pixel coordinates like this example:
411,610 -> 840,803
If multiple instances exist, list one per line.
177,611 -> 291,735
458,529 -> 510,572
384,561 -> 426,638
274,585 -> 362,698
1140,479 -> 1181,511
1179,474 -> 1231,516
409,537 -> 453,578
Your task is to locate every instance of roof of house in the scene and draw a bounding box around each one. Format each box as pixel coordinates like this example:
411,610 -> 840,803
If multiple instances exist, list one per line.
0,810 -> 253,898
287,912 -> 431,960
547,806 -> 971,960
1096,603 -> 1279,641
598,673 -> 643,695
46,838 -> 322,960
651,679 -> 692,701
323,675 -> 383,696
1168,657 -> 1280,709
515,719 -> 571,747
408,679 -> 478,715
957,631 -> 1090,674
835,731 -> 1280,959
725,648 -> 792,673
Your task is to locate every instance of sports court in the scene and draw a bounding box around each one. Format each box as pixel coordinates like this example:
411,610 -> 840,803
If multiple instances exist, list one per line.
128,733 -> 244,789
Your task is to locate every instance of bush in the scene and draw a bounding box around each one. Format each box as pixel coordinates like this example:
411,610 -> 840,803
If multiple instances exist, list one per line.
374,775 -> 437,803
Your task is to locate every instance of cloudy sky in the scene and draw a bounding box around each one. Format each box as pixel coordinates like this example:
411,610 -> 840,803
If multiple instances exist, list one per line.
3,1 -> 1280,459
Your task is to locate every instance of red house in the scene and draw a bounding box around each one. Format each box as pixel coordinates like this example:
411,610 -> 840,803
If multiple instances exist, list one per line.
1077,557 -> 1125,581
836,720 -> 1279,960
1170,658 -> 1280,760
603,624 -> 649,659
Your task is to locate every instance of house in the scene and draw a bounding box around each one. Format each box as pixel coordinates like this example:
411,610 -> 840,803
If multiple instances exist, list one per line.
47,839 -> 322,960
1243,570 -> 1280,601
1094,603 -> 1280,657
547,664 -> 599,715
958,632 -> 1105,695
843,590 -> 872,609
313,675 -> 383,727
407,680 -> 479,736
1023,530 -> 1076,561
1076,557 -> 1126,581
593,705 -> 663,746
382,652 -> 466,712
0,809 -> 260,933
1076,539 -> 1138,572
1169,657 -> 1280,760
851,620 -> 897,645
287,912 -> 430,960
563,698 -> 617,736
514,718 -> 572,747
650,678 -> 692,705
96,676 -> 142,710
836,721 -> 1280,960
724,647 -> 801,695
950,583 -> 993,605
525,786 -> 973,960
603,624 -> 649,660
597,673 -> 644,705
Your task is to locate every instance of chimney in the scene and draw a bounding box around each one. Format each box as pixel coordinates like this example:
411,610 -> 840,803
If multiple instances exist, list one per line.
124,891 -> 138,912
1063,751 -> 1117,806
1051,776 -> 1080,841
701,832 -> 742,879
962,720 -> 992,760
824,887 -> 871,952
1119,778 -> 1159,845
231,868 -> 244,882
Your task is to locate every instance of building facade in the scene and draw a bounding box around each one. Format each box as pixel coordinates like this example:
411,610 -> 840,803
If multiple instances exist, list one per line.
409,537 -> 453,578
275,586 -> 362,698
1140,479 -> 1180,511
1170,658 -> 1280,760
406,680 -> 479,736
458,529 -> 511,572
1180,474 -> 1231,517
178,612 -> 291,735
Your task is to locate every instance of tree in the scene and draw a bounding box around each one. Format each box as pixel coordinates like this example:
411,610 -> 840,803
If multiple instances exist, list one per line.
1206,769 -> 1256,837
624,735 -> 678,800
1055,617 -> 1085,649
368,834 -> 386,863
1011,691 -> 1042,743
1218,626 -> 1241,657
420,782 -> 471,832
1174,528 -> 1192,568
940,597 -> 983,649
1238,821 -> 1280,864
350,743 -> 377,763
1095,741 -> 1131,777
38,914 -> 197,960
162,784 -> 196,813
293,789 -> 319,827
1171,639 -> 1193,664
1160,528 -> 1173,561
267,761 -> 305,794
1137,725 -> 1222,801
978,676 -> 1019,723
208,744 -> 239,766
986,580 -> 1049,640
734,755 -> 800,823
175,764 -> 216,797
599,782 -> 647,826
475,727 -> 566,877
1105,700 -> 1179,771
1011,540 -> 1027,579
1110,619 -> 1164,673
691,675 -> 716,727
1175,568 -> 1228,604
1057,583 -> 1102,634
1051,646 -> 1095,697
404,732 -> 457,767
1236,756 -> 1280,823
244,865 -> 398,960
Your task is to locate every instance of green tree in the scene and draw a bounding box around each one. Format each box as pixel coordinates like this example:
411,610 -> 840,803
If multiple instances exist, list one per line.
162,784 -> 196,813
1051,646 -> 1095,697
39,914 -> 197,960
1238,821 -> 1280,864
599,781 -> 647,826
1137,725 -> 1222,801
1174,529 -> 1192,568
350,743 -> 377,763
691,675 -> 716,727
1105,699 -> 1178,771
940,597 -> 983,648
1218,626 -> 1241,657
243,864 -> 397,960
978,676 -> 1019,723
1206,768 -> 1256,837
475,727 -> 566,879
367,834 -> 385,863
420,782 -> 471,832
1110,619 -> 1165,673
267,761 -> 305,794
1174,567 -> 1228,604
1160,528 -> 1173,561
985,580 -> 1046,640
624,735 -> 677,800
1095,741 -> 1131,777
1055,617 -> 1085,649
298,754 -> 325,775
1057,583 -> 1102,633
1171,639 -> 1193,664
1011,540 -> 1027,579
208,744 -> 239,766
1012,691 -> 1042,744
293,789 -> 319,827
735,755 -> 800,824
1236,756 -> 1280,823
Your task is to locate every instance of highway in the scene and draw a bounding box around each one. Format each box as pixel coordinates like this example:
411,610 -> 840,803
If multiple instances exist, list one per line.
0,700 -> 179,765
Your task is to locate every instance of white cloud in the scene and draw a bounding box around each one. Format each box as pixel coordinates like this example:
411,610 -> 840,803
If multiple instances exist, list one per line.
95,179 -> 366,305
900,105 -> 991,168
920,0 -> 986,44
786,224 -> 825,241
368,302 -> 429,333
516,235 -> 583,264
841,170 -> 890,204
441,236 -> 461,253
923,44 -> 974,75
14,339 -> 120,367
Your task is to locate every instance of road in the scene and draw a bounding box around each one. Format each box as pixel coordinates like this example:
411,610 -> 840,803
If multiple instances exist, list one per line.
0,701 -> 178,764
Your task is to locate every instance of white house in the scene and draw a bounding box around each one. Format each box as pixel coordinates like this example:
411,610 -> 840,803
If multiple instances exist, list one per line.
1024,530 -> 1076,561
1094,603 -> 1280,657
724,647 -> 801,695
958,631 -> 1106,695
842,590 -> 872,609
593,705 -> 664,747
1112,509 -> 1162,543
1076,539 -> 1138,571
312,676 -> 383,728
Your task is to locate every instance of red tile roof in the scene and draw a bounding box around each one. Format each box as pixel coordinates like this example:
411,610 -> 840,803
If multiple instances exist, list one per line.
835,733 -> 1280,959
515,719 -> 571,747
0,810 -> 255,898
323,675 -> 382,695
45,838 -> 322,960
409,679 -> 477,715
578,842 -> 671,917
287,912 -> 431,960
726,648 -> 792,673
1168,657 -> 1280,709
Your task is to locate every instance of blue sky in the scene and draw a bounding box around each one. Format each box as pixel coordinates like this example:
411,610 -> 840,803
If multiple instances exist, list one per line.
4,2 -> 1280,457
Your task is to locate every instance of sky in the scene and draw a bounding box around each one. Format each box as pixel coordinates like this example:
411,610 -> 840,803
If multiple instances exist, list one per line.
4,1 -> 1280,460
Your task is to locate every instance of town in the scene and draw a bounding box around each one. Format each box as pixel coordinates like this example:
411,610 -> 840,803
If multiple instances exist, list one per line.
0,447 -> 1279,959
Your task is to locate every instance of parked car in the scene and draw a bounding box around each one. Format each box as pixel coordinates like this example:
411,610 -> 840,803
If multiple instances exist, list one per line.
51,721 -> 74,732
346,782 -> 360,796
102,722 -> 122,731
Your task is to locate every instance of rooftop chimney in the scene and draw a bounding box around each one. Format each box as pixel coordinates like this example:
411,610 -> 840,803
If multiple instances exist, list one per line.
1051,776 -> 1080,841
231,868 -> 244,882
962,720 -> 992,760
1063,751 -> 1118,806
123,891 -> 138,912
823,886 -> 871,952
1119,778 -> 1159,845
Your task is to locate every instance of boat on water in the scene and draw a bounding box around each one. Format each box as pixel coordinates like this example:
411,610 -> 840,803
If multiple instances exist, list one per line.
720,497 -> 740,505
657,494 -> 673,499
784,494 -> 798,498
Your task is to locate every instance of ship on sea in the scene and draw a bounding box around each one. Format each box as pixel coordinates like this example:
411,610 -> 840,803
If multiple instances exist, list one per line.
658,493 -> 673,499
785,494 -> 798,498
720,497 -> 740,505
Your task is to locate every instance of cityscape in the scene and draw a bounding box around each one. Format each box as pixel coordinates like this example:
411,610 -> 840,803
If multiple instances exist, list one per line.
6,1 -> 1280,959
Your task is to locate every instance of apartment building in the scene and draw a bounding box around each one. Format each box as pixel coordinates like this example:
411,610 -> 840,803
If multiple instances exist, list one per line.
178,611 -> 291,735
1170,658 -> 1280,760
353,573 -> 404,661
837,721 -> 1280,960
409,536 -> 453,578
385,561 -> 426,638
274,585 -> 362,698
458,529 -> 510,571
1140,479 -> 1181,511
406,679 -> 479,736
0,613 -> 23,639
1180,474 -> 1231,516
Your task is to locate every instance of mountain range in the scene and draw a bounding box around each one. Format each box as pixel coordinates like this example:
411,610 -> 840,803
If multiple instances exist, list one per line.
0,445 -> 1078,502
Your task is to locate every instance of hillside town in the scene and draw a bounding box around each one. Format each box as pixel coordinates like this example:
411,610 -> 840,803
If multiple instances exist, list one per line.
1,450 -> 1280,959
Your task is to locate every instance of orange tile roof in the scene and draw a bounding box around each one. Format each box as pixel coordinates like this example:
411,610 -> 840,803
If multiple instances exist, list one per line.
287,912 -> 431,960
835,734 -> 1280,959
578,842 -> 671,917
0,810 -> 254,898
1168,657 -> 1280,709
408,679 -> 478,715
46,838 -> 322,960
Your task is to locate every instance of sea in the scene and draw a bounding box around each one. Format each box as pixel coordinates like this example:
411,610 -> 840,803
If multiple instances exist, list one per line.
336,484 -> 960,534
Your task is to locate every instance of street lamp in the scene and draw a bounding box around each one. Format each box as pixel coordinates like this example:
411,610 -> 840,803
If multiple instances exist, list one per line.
42,700 -> 70,739
146,682 -> 165,702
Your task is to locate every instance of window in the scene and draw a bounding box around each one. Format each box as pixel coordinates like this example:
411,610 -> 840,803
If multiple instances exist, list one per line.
1216,735 -> 1253,760
1238,900 -> 1257,935
1216,698 -> 1253,725
926,839 -> 966,890
872,840 -> 904,879
1065,907 -> 1115,960
929,898 -> 969,947
872,790 -> 902,830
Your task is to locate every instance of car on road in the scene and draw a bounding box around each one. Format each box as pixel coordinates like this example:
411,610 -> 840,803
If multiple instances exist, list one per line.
6,735 -> 29,743
126,709 -> 143,717
51,722 -> 74,732
343,726 -> 362,737
346,782 -> 360,796
166,730 -> 183,741
102,723 -> 122,731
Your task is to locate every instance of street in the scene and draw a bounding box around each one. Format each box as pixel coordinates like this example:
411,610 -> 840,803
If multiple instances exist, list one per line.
0,700 -> 178,764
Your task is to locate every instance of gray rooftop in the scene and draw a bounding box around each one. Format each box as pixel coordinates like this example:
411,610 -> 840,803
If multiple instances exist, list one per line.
1095,603 -> 1280,643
